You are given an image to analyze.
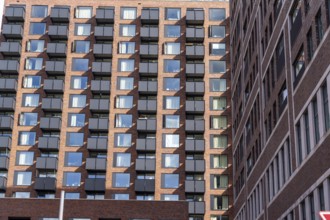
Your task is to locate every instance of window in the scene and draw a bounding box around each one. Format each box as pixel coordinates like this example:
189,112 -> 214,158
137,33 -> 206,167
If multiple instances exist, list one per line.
68,114 -> 85,127
322,83 -> 330,131
163,154 -> 179,168
119,42 -> 135,54
210,60 -> 226,73
113,194 -> 129,200
136,194 -> 154,201
14,171 -> 32,185
162,174 -> 179,188
19,132 -> 36,145
117,77 -> 134,90
27,40 -> 44,52
120,24 -> 136,37
75,24 -> 91,36
66,132 -> 84,146
316,10 -> 323,45
165,8 -> 181,20
31,6 -> 48,18
210,79 -> 226,92
211,116 -> 227,129
75,6 -> 92,18
164,25 -> 180,37
29,22 -> 46,35
65,152 -> 83,166
113,173 -> 130,187
69,95 -> 86,108
164,78 -> 180,91
72,58 -> 89,71
164,96 -> 180,109
164,43 -> 180,55
87,194 -> 104,200
211,155 -> 228,168
163,134 -> 180,148
63,172 -> 81,186
16,151 -> 34,165
163,115 -> 180,128
307,29 -> 313,60
70,76 -> 88,89
209,8 -> 226,21
210,216 -> 229,220
211,97 -> 227,110
115,133 -> 132,147
118,59 -> 135,72
293,49 -> 305,79
209,26 -> 226,38
65,193 -> 80,199
211,135 -> 228,149
303,111 -> 311,154
162,194 -> 179,201
114,153 -> 131,167
115,114 -> 133,128
312,99 -> 320,143
116,96 -> 133,109
211,175 -> 228,189
164,60 -> 180,72
22,94 -> 39,107
121,7 -> 137,19
296,122 -> 303,164
210,44 -> 226,56
73,41 -> 90,53
211,195 -> 229,210
23,75 -> 41,88
25,58 -> 43,70
14,192 -> 30,198
19,113 -> 38,126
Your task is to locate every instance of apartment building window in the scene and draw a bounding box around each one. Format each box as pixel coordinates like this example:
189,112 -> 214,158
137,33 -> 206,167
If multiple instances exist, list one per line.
16,151 -> 34,165
73,41 -> 90,53
296,122 -> 303,164
87,194 -> 104,200
137,194 -> 154,200
69,95 -> 86,108
210,60 -> 226,73
117,77 -> 134,90
309,194 -> 315,220
115,114 -> 133,128
115,133 -> 132,147
14,171 -> 32,185
31,5 -> 48,18
165,8 -> 181,20
118,59 -> 135,72
71,76 -> 88,89
121,7 -> 137,19
162,174 -> 179,188
14,192 -> 30,198
118,42 -> 135,54
319,185 -> 325,211
113,194 -> 129,200
75,24 -> 91,36
29,22 -> 46,35
312,99 -> 320,143
113,173 -> 130,188
68,114 -> 85,127
120,24 -> 136,37
322,83 -> 330,131
307,29 -> 313,60
63,172 -> 81,186
316,10 -> 323,45
211,155 -> 228,168
114,153 -> 131,167
162,154 -> 179,168
65,152 -> 83,167
163,134 -> 180,148
211,195 -> 229,210
19,113 -> 38,126
75,6 -> 92,18
211,116 -> 227,129
65,193 -> 80,199
23,76 -> 41,88
164,78 -> 180,91
22,94 -> 39,107
164,25 -> 180,37
210,44 -> 226,56
211,135 -> 228,149
164,96 -> 180,109
304,112 -> 311,154
66,132 -> 84,146
163,115 -> 180,128
211,175 -> 228,189
27,40 -> 44,52
116,96 -> 133,108
19,132 -> 36,145
162,194 -> 179,201
300,200 -> 307,220
209,8 -> 226,21
72,58 -> 89,71
25,58 -> 43,70
210,216 -> 229,220
164,60 -> 180,72
164,43 -> 180,55
210,78 -> 226,92
278,83 -> 288,112
293,48 -> 305,80
209,26 -> 226,38
211,97 -> 227,110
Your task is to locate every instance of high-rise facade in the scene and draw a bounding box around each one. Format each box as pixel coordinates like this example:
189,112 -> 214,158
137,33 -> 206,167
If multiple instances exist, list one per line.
231,0 -> 330,219
0,0 -> 231,219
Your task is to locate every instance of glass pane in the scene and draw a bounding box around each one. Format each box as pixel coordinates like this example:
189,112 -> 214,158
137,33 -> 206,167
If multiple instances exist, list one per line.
72,59 -> 89,71
166,8 -> 181,20
165,25 -> 180,37
30,23 -> 46,35
31,6 -> 48,18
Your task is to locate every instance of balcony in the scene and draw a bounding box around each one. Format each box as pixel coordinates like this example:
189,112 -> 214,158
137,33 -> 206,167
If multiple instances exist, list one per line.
186,45 -> 204,59
5,6 -> 25,21
186,10 -> 204,25
136,138 -> 156,151
91,80 -> 110,94
141,8 -> 159,24
38,137 -> 59,150
96,8 -> 114,23
0,97 -> 15,111
50,7 -> 70,23
137,100 -> 157,113
140,27 -> 159,41
43,79 -> 64,93
185,159 -> 205,172
0,60 -> 19,74
0,78 -> 17,92
88,118 -> 109,131
89,99 -> 110,112
138,81 -> 157,94
135,158 -> 156,172
93,44 -> 112,58
94,26 -> 113,40
188,202 -> 205,214
135,179 -> 155,192
48,25 -> 68,40
45,61 -> 66,75
186,27 -> 204,42
186,63 -> 205,77
140,44 -> 158,58
0,136 -> 12,150
0,156 -> 9,170
41,98 -> 62,112
0,176 -> 7,190
87,137 -> 108,151
185,180 -> 205,193
40,117 -> 62,131
85,178 -> 105,191
34,177 -> 56,191
139,62 -> 158,76
137,119 -> 157,132
85,158 -> 107,171
2,24 -> 23,39
0,42 -> 21,56
92,62 -> 112,75
36,157 -> 58,170
186,82 -> 204,95
46,43 -> 67,57
185,101 -> 204,114
185,139 -> 205,152
185,120 -> 205,133
0,116 -> 14,130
